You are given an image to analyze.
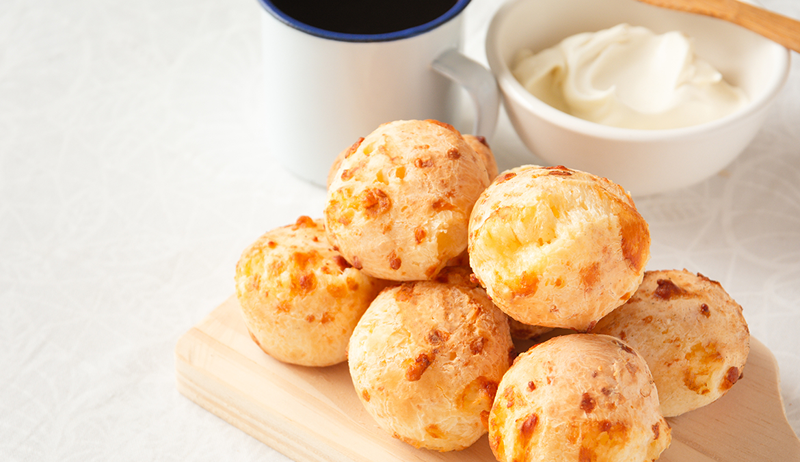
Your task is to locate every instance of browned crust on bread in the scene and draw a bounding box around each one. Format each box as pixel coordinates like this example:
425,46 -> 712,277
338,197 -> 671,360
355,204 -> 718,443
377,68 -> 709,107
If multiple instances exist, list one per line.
468,165 -> 649,331
325,120 -> 490,281
593,269 -> 750,417
348,266 -> 513,451
235,216 -> 386,366
489,334 -> 671,462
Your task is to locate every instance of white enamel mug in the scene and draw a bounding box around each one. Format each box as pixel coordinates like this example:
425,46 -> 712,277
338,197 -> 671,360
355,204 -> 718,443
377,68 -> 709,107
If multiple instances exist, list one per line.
259,0 -> 499,186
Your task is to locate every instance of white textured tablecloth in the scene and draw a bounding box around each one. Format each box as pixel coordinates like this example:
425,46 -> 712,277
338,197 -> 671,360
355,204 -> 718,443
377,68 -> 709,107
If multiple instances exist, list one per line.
1,0 -> 798,460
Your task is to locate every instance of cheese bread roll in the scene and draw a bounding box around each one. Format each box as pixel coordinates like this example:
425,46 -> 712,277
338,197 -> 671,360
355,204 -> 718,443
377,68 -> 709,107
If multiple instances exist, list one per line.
325,120 -> 491,281
326,142 -> 357,189
468,165 -> 650,331
328,133 -> 498,188
593,269 -> 750,417
463,134 -> 499,181
235,216 -> 385,367
348,266 -> 514,451
489,334 -> 671,462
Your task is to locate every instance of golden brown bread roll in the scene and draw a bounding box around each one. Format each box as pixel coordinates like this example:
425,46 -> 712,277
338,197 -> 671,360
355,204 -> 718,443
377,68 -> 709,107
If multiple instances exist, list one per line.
235,216 -> 385,367
489,334 -> 671,462
468,165 -> 650,331
328,133 -> 498,189
325,120 -> 491,281
592,269 -> 750,417
463,134 -> 499,181
348,266 -> 514,451
326,138 -> 362,189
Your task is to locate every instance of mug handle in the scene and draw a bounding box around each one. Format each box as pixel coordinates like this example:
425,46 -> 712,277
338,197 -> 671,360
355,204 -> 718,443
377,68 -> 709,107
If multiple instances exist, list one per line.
432,49 -> 500,140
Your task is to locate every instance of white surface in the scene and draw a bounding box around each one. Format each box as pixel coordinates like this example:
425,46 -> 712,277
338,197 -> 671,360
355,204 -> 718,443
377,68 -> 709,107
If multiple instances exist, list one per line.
0,0 -> 798,460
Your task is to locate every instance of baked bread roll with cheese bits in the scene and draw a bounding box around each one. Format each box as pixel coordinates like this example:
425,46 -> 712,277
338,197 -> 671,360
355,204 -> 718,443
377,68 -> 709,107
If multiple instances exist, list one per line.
325,120 -> 491,281
468,165 -> 650,331
463,134 -> 499,180
326,138 -> 362,189
489,334 -> 671,462
593,269 -> 750,417
235,216 -> 385,367
348,266 -> 514,451
327,133 -> 499,188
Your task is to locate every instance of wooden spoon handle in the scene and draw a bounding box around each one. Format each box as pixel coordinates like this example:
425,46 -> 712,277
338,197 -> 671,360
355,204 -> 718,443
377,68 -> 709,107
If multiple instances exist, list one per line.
637,0 -> 800,53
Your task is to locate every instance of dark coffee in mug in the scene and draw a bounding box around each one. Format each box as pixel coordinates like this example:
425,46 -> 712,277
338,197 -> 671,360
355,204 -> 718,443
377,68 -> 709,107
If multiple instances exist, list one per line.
268,0 -> 459,35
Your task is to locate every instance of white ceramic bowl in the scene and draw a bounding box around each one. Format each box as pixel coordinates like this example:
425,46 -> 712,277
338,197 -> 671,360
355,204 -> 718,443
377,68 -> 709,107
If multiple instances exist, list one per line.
486,0 -> 790,196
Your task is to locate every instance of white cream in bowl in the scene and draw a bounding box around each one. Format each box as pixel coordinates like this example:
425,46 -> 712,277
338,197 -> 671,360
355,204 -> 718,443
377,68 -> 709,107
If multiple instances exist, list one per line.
511,24 -> 748,130
485,0 -> 790,196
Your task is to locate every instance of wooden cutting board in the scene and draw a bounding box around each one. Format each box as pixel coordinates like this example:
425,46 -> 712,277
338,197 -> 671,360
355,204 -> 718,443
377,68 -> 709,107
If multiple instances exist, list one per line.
175,295 -> 800,461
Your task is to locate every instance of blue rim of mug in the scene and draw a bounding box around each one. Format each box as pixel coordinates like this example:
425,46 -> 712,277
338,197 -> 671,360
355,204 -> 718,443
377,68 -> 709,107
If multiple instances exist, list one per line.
257,0 -> 471,42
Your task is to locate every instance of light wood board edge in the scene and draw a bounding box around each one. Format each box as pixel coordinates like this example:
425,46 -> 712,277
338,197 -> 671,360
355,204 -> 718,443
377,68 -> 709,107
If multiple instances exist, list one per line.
175,295 -> 800,462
